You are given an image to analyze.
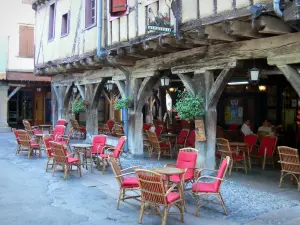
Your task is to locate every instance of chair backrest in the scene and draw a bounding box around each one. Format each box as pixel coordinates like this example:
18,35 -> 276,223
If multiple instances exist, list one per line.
70,119 -> 80,130
185,130 -> 195,147
114,124 -> 124,137
146,130 -> 160,150
106,120 -> 115,132
23,120 -> 34,136
214,156 -> 230,192
143,123 -> 152,131
57,119 -> 67,126
43,135 -> 54,158
53,125 -> 66,140
113,136 -> 126,158
136,169 -> 167,205
92,135 -> 107,154
64,128 -> 73,144
258,136 -> 277,157
12,128 -> 21,144
278,146 -> 300,173
155,125 -> 163,137
49,141 -> 67,164
244,134 -> 258,153
177,129 -> 189,145
229,124 -> 239,131
108,155 -> 124,186
176,148 -> 198,180
257,130 -> 269,142
216,138 -> 232,158
17,130 -> 31,148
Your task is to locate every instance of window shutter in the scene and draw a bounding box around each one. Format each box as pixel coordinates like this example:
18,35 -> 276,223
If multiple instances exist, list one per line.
85,0 -> 92,28
27,27 -> 34,57
19,26 -> 27,57
111,0 -> 127,13
19,26 -> 34,57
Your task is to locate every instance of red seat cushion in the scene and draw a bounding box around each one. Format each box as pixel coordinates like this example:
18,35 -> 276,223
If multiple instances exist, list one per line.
215,151 -> 221,158
67,157 -> 79,164
121,177 -> 139,188
167,175 -> 181,183
160,143 -> 170,149
57,141 -> 67,145
166,192 -> 180,204
91,146 -> 104,154
192,182 -> 218,193
232,154 -> 245,161
33,130 -> 42,135
30,143 -> 40,147
79,127 -> 86,133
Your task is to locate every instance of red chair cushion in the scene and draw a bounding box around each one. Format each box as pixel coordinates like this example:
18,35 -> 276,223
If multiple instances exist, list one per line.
166,175 -> 181,183
33,130 -> 42,135
79,127 -> 86,133
30,143 -> 40,148
192,182 -> 218,193
166,192 -> 180,204
57,141 -> 67,145
121,177 -> 139,188
176,151 -> 197,180
160,143 -> 170,149
232,154 -> 245,161
257,136 -> 277,157
113,138 -> 126,158
185,130 -> 195,147
67,157 -> 79,164
215,151 -> 221,158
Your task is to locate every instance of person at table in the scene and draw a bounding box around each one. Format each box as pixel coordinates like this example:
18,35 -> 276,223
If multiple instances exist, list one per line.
258,120 -> 272,134
241,120 -> 254,136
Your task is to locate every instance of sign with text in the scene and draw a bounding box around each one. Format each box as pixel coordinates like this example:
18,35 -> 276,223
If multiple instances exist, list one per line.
147,10 -> 173,33
195,120 -> 206,142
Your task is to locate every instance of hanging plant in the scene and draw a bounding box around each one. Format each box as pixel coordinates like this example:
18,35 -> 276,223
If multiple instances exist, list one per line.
72,99 -> 86,113
173,91 -> 205,121
114,97 -> 132,110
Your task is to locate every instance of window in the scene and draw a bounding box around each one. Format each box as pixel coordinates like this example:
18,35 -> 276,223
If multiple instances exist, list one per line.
48,3 -> 56,41
22,0 -> 32,4
19,25 -> 34,58
61,13 -> 69,37
85,0 -> 96,28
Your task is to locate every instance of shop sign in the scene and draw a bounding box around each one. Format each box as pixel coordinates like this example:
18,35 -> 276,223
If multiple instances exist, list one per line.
195,119 -> 206,142
147,12 -> 174,34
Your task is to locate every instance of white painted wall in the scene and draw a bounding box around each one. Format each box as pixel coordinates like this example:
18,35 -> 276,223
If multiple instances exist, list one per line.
0,0 -> 35,72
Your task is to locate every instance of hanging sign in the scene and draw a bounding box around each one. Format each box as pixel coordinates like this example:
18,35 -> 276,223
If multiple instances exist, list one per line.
147,10 -> 174,33
195,120 -> 206,142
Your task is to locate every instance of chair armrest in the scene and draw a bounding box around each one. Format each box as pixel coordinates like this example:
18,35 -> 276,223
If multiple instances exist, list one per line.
195,168 -> 218,179
196,175 -> 224,183
104,147 -> 115,154
165,183 -> 178,196
115,172 -> 136,178
164,164 -> 176,168
121,166 -> 141,172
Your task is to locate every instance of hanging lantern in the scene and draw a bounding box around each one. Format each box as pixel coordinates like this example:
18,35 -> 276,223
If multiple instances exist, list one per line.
160,76 -> 170,86
105,80 -> 114,91
73,87 -> 78,93
249,68 -> 260,84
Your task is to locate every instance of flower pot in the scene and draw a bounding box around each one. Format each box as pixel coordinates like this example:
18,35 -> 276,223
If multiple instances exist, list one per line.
195,119 -> 206,142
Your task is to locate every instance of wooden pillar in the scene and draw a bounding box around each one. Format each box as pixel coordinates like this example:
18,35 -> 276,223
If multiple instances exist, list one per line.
0,83 -> 10,132
277,65 -> 300,97
53,84 -> 72,122
51,85 -> 58,127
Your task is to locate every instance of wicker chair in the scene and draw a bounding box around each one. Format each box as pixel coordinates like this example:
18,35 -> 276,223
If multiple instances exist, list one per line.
50,141 -> 82,180
146,130 -> 172,160
70,119 -> 86,139
278,146 -> 300,191
97,136 -> 126,174
192,156 -> 230,216
108,155 -> 140,209
164,148 -> 198,190
136,169 -> 184,225
12,128 -> 21,154
23,119 -> 42,137
184,130 -> 195,148
250,136 -> 277,170
17,130 -> 41,159
174,129 -> 190,152
216,138 -> 247,175
43,135 -> 55,172
114,124 -> 124,137
99,120 -> 115,135
51,125 -> 66,141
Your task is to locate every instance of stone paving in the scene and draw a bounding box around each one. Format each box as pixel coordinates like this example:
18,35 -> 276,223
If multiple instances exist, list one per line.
0,132 -> 300,225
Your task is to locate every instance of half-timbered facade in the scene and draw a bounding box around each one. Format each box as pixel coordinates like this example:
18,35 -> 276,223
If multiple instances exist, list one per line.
32,0 -> 300,169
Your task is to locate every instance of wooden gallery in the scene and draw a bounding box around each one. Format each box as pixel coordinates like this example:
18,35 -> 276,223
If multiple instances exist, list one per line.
32,0 -> 300,169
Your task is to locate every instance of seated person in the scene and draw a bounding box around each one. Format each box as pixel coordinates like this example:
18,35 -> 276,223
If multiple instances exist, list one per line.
241,120 -> 254,136
258,120 -> 272,134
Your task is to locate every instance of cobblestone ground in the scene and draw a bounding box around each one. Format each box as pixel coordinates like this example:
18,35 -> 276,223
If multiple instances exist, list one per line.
0,132 -> 300,225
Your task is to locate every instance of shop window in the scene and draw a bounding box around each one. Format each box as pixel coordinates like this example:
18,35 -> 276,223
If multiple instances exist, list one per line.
19,25 -> 34,58
48,3 -> 56,41
61,13 -> 70,37
85,0 -> 97,28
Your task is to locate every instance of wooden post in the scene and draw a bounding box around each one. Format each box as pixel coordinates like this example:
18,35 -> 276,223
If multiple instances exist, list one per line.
51,85 -> 58,126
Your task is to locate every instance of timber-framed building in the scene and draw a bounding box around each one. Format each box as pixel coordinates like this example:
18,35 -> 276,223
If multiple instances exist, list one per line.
32,0 -> 300,169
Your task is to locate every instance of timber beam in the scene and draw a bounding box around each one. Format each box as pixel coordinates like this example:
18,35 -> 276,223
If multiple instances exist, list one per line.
255,16 -> 293,35
268,53 -> 300,66
222,21 -> 261,39
205,25 -> 237,42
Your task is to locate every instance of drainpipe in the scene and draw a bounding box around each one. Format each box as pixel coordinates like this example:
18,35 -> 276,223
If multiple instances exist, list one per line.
273,0 -> 283,18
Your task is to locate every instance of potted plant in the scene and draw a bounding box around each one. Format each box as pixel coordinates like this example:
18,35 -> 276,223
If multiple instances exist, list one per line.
114,97 -> 132,121
72,99 -> 86,114
173,91 -> 206,141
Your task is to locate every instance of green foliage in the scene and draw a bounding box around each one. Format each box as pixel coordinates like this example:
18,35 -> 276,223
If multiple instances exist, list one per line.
72,99 -> 86,113
114,97 -> 132,110
173,91 -> 205,121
